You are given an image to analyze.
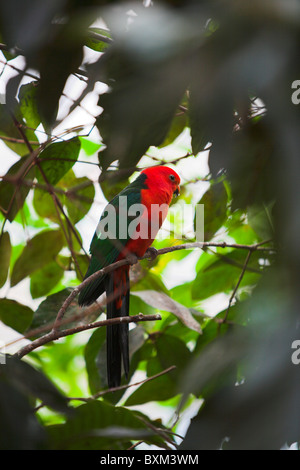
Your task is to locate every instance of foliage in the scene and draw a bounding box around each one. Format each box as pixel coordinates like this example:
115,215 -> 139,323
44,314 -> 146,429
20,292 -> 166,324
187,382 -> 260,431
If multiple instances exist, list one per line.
0,0 -> 299,450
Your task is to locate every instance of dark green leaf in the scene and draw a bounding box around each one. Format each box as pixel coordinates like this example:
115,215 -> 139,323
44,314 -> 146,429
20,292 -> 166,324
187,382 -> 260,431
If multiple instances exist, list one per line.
74,254 -> 90,281
84,327 -> 107,395
198,181 -> 228,240
0,103 -> 39,156
65,176 -> 95,224
85,326 -> 145,402
11,229 -> 64,286
159,94 -> 188,147
0,355 -> 70,414
99,173 -> 129,202
32,186 -> 60,221
125,334 -> 191,406
33,22 -> 84,126
0,156 -> 35,222
28,288 -> 78,337
18,81 -> 41,129
0,232 -> 12,287
247,203 -> 275,241
0,299 -> 33,333
189,89 -> 211,155
228,221 -> 259,245
191,249 -> 264,300
0,380 -> 45,450
47,400 -> 172,450
30,262 -> 65,299
36,137 -> 81,185
229,118 -> 278,211
125,357 -> 175,406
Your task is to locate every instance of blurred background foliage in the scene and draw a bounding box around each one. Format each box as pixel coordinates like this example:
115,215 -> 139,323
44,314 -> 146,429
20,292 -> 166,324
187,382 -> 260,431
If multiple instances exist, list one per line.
0,0 -> 299,450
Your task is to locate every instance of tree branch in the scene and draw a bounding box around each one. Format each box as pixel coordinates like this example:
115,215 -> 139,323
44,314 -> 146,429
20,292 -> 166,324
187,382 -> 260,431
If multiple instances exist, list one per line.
15,313 -> 161,359
12,239 -> 273,359
67,365 -> 176,403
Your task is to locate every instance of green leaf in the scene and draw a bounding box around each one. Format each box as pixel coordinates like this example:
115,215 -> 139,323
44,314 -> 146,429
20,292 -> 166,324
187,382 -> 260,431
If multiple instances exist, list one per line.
0,299 -> 33,333
131,269 -> 169,294
47,400 -> 173,450
84,327 -> 107,394
32,187 -> 60,221
79,137 -> 102,156
125,334 -> 192,406
0,156 -> 35,222
28,287 -> 100,340
228,222 -> 259,245
194,306 -> 245,357
0,380 -> 45,450
0,103 -> 39,156
159,94 -> 188,147
34,23 -> 84,126
11,229 -> 64,286
28,288 -> 78,337
125,357 -> 175,406
74,254 -> 90,281
30,262 -> 65,299
65,176 -> 95,224
198,181 -> 228,240
18,81 -> 41,129
247,203 -> 275,241
191,249 -> 264,300
14,200 -> 49,228
85,28 -> 112,52
169,281 -> 198,308
229,118 -> 276,211
0,232 -> 12,287
84,326 -> 146,400
99,172 -> 129,202
36,137 -> 81,185
1,355 -> 70,414
188,89 -> 210,155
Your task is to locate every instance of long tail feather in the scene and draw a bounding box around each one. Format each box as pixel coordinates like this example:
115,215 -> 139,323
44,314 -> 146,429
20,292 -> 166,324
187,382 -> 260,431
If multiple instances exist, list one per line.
105,267 -> 130,388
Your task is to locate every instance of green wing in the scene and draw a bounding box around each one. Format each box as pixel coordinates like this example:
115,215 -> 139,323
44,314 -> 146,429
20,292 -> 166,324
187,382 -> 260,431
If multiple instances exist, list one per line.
78,174 -> 147,305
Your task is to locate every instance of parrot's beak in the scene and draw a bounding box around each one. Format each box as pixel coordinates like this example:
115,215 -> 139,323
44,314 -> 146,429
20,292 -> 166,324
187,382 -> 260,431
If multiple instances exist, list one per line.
173,187 -> 180,197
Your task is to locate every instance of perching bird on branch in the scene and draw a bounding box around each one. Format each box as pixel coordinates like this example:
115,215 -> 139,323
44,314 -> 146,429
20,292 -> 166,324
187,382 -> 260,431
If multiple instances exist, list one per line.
78,166 -> 180,388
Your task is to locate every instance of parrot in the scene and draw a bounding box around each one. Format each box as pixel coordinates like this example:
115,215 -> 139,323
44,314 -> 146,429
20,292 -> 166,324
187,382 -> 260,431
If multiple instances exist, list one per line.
78,165 -> 180,388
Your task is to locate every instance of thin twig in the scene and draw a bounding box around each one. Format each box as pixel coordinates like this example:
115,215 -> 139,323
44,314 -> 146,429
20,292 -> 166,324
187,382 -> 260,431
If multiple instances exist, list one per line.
0,135 -> 40,145
222,249 -> 253,323
68,365 -> 177,402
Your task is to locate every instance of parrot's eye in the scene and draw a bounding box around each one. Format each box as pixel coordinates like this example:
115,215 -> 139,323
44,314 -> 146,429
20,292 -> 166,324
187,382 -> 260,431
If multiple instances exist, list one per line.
169,174 -> 175,182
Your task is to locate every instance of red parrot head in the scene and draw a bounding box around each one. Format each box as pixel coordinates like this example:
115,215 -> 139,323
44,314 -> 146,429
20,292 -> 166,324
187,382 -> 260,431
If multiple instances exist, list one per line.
141,165 -> 181,200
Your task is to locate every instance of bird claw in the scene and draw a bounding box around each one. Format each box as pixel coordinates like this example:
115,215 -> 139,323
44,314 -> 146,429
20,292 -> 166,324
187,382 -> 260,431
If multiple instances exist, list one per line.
145,247 -> 158,261
126,253 -> 138,265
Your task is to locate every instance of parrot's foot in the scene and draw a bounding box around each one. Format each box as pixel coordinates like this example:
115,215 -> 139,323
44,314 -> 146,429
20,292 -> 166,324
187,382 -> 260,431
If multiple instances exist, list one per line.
145,247 -> 158,261
126,253 -> 138,265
